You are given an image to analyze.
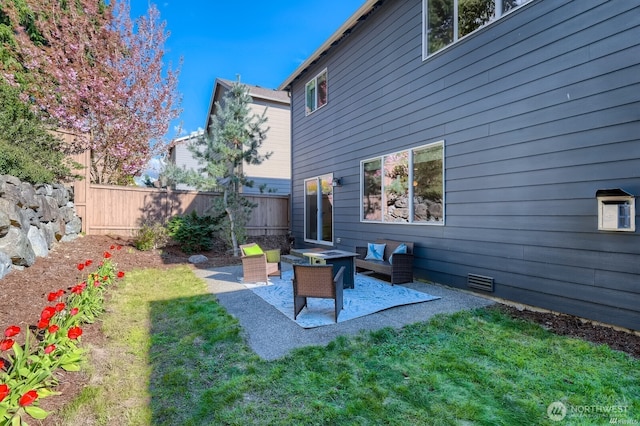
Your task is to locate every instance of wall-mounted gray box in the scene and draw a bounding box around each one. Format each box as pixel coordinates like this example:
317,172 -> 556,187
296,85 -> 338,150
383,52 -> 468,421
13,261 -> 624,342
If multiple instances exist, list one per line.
596,189 -> 636,232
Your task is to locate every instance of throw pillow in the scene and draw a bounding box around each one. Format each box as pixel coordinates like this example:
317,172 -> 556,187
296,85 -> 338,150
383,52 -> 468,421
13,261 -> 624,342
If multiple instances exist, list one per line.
242,244 -> 264,256
364,243 -> 386,261
389,243 -> 407,264
265,249 -> 280,263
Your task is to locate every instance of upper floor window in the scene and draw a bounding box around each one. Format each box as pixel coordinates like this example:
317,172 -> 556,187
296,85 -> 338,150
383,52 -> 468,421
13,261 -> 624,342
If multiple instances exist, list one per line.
423,0 -> 532,58
361,141 -> 444,224
305,69 -> 327,115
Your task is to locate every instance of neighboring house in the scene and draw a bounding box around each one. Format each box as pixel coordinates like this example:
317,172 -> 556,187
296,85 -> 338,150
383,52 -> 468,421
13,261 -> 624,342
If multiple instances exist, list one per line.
167,130 -> 205,190
169,78 -> 291,194
280,0 -> 640,331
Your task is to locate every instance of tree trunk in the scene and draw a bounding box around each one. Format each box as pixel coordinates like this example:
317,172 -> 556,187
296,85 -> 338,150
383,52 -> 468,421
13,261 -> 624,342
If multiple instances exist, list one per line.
224,189 -> 240,257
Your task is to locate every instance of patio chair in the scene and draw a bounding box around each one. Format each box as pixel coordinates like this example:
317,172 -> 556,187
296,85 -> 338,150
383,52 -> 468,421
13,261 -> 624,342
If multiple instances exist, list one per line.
293,264 -> 345,322
240,243 -> 281,283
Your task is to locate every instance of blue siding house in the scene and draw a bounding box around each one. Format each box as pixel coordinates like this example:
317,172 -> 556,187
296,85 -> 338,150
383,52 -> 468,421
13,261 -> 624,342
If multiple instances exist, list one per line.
280,0 -> 640,331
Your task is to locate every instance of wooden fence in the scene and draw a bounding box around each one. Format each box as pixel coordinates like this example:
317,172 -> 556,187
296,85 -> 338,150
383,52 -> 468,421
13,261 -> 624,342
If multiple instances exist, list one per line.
70,151 -> 290,237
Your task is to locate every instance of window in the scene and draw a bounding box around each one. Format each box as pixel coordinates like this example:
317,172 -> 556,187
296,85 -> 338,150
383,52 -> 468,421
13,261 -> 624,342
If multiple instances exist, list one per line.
305,69 -> 327,115
423,0 -> 532,58
304,174 -> 334,244
361,141 -> 444,224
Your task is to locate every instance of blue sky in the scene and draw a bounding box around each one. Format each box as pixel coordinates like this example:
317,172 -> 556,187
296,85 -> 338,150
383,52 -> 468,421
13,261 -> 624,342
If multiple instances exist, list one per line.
130,0 -> 364,139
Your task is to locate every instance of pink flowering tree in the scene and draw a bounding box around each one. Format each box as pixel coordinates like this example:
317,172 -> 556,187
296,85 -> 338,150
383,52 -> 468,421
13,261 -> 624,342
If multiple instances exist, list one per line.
3,0 -> 181,184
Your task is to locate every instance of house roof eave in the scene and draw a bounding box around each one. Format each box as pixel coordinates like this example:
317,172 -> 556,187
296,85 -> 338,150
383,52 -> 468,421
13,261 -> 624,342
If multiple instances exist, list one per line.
205,78 -> 290,132
278,0 -> 382,91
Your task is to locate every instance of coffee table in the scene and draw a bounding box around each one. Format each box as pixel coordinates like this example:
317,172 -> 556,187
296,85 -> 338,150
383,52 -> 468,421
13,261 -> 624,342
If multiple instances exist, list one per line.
302,249 -> 359,289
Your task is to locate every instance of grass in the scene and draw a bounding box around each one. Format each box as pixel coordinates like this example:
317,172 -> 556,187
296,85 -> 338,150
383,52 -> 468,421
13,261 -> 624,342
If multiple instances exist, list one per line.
60,266 -> 640,425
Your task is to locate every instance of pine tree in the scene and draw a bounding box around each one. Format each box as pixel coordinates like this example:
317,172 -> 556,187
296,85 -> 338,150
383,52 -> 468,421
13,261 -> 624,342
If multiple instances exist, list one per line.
165,79 -> 271,256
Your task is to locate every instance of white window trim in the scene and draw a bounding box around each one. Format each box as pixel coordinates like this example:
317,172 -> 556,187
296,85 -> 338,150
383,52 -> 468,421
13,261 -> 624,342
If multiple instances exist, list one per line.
360,141 -> 445,225
422,0 -> 534,60
305,68 -> 328,116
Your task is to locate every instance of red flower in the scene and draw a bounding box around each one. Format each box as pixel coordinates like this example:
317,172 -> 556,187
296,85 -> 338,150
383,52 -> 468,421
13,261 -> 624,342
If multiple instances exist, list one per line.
71,284 -> 85,295
19,390 -> 38,406
56,289 -> 65,298
94,280 -> 100,287
55,302 -> 65,312
0,384 -> 9,403
110,245 -> 115,250
47,292 -> 58,302
0,339 -> 14,351
117,271 -> 125,278
4,326 -> 20,338
103,251 -> 112,259
44,344 -> 56,354
67,327 -> 83,340
48,325 -> 59,334
0,359 -> 4,370
37,318 -> 50,329
103,275 -> 109,281
77,263 -> 85,271
70,307 -> 79,316
117,245 -> 122,250
41,306 -> 56,320
85,259 -> 93,267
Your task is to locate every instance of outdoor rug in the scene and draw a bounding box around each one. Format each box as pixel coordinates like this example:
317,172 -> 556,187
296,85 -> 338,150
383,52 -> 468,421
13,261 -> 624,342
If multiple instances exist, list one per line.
248,270 -> 440,328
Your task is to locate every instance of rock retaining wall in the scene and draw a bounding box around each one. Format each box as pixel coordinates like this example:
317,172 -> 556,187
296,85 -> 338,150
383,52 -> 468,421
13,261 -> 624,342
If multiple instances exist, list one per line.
0,174 -> 81,278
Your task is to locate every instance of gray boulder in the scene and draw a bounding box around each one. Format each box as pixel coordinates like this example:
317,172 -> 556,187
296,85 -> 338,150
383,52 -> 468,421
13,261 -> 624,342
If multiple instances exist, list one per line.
0,180 -> 21,205
188,255 -> 208,264
0,174 -> 20,186
41,221 -> 60,248
21,208 -> 39,228
0,226 -> 36,266
0,198 -> 22,227
0,211 -> 9,238
51,186 -> 70,207
20,182 -> 39,209
35,183 -> 53,197
58,206 -> 76,223
65,216 -> 82,235
28,225 -> 49,257
60,233 -> 79,242
0,251 -> 11,279
37,195 -> 60,222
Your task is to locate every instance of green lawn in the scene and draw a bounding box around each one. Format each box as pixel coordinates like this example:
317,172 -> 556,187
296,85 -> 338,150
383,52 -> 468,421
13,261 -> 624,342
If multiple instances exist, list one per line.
60,266 -> 640,425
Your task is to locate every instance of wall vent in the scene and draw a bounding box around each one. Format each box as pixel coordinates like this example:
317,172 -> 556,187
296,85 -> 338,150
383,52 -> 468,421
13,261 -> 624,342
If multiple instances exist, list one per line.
467,274 -> 494,292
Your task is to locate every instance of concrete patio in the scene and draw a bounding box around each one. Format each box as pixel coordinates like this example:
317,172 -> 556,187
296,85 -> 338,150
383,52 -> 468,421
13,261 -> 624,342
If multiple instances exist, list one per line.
193,263 -> 495,360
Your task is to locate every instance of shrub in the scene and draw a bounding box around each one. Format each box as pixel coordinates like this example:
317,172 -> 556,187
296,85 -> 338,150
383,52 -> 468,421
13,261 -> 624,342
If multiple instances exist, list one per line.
208,194 -> 254,250
166,211 -> 215,254
0,83 -> 76,184
133,221 -> 169,251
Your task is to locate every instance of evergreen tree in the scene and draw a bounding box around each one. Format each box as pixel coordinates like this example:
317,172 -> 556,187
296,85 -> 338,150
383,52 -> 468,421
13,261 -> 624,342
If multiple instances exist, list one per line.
165,79 -> 271,256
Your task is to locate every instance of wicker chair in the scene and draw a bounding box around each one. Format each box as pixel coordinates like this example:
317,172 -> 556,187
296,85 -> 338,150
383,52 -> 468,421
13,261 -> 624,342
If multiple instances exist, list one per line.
292,264 -> 345,322
240,243 -> 281,283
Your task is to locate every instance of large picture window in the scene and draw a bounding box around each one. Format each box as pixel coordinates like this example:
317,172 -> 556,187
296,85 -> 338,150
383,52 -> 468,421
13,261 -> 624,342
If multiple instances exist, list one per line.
423,0 -> 532,57
304,174 -> 334,244
361,142 -> 444,224
305,69 -> 327,115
